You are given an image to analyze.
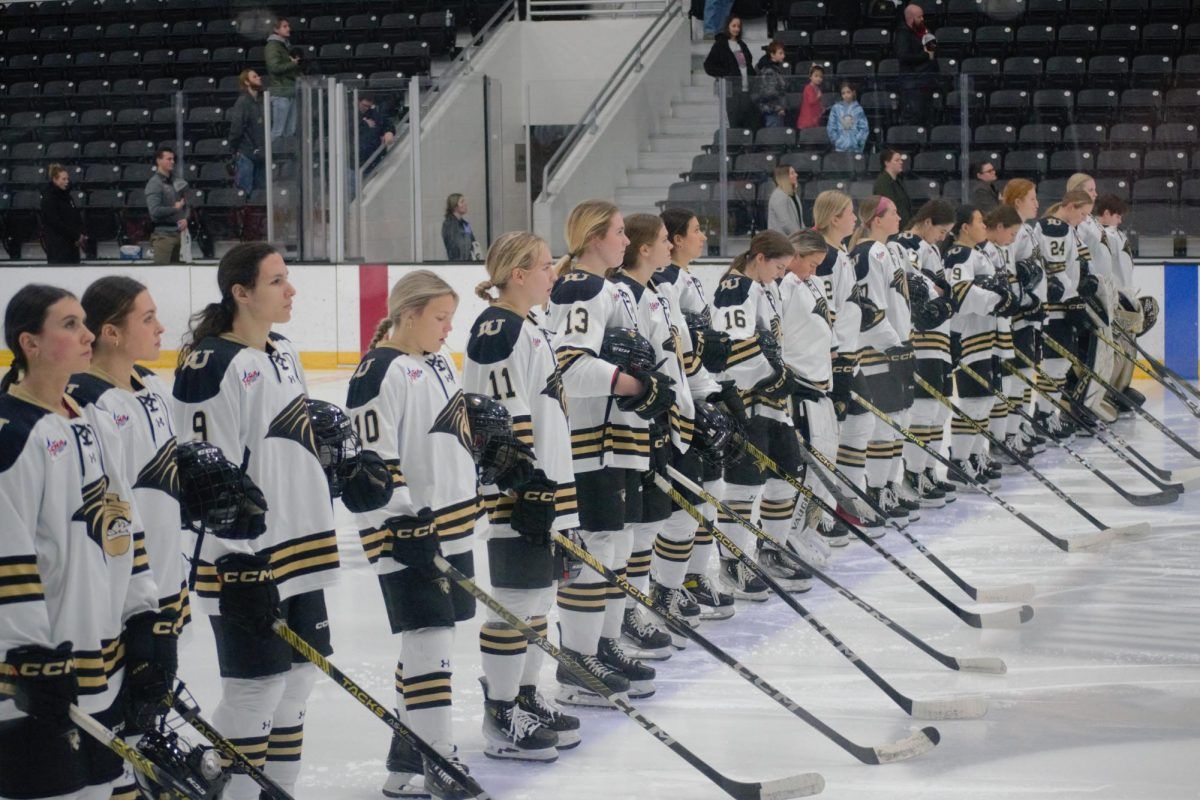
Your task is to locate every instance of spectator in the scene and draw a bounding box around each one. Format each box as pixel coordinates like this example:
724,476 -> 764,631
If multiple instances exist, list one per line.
767,165 -> 804,234
704,15 -> 758,130
970,160 -> 1000,211
441,193 -> 480,261
826,81 -> 869,153
227,69 -> 266,194
144,147 -> 187,265
357,95 -> 396,166
872,148 -> 912,228
895,4 -> 937,124
795,64 -> 825,129
40,164 -> 84,264
703,0 -> 734,39
755,41 -> 789,129
264,17 -> 301,139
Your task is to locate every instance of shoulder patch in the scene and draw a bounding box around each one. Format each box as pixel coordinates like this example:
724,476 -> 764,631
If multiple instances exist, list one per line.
550,270 -> 605,304
466,306 -> 523,365
653,264 -> 681,286
943,245 -> 970,268
815,244 -> 840,277
67,372 -> 115,407
713,272 -> 752,307
172,336 -> 246,404
346,347 -> 405,409
850,241 -> 874,281
614,273 -> 645,302
1038,217 -> 1068,235
0,395 -> 51,473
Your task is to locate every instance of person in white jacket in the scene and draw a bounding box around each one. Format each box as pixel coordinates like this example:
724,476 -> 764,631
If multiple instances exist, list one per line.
766,165 -> 803,234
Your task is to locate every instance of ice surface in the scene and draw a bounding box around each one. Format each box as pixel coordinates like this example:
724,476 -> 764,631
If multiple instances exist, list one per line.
173,376 -> 1200,799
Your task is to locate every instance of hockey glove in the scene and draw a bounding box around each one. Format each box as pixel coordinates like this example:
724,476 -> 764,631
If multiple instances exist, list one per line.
698,329 -> 732,374
494,442 -> 538,494
215,552 -> 280,637
386,507 -> 439,572
710,381 -> 750,434
3,642 -> 76,723
991,285 -> 1018,318
1046,276 -> 1066,303
1065,298 -> 1093,332
616,369 -> 675,420
122,609 -> 178,734
753,364 -> 801,400
1078,273 -> 1100,300
922,267 -> 951,296
510,470 -> 557,547
340,450 -> 394,513
912,295 -> 953,331
790,379 -> 825,405
831,355 -> 854,421
906,273 -> 931,308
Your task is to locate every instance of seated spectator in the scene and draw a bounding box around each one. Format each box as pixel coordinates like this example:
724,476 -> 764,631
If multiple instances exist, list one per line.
872,148 -> 912,228
755,41 -> 789,129
970,161 -> 1000,211
228,70 -> 266,194
795,64 -> 825,129
826,82 -> 869,153
441,193 -> 480,261
767,165 -> 803,234
40,164 -> 84,264
358,96 -> 396,167
704,16 -> 758,130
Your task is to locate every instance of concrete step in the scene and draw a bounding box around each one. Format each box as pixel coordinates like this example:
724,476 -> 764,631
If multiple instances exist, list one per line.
637,151 -> 696,171
648,134 -> 711,152
671,100 -> 719,120
684,85 -> 716,103
660,116 -> 715,136
615,186 -> 668,207
624,170 -> 679,188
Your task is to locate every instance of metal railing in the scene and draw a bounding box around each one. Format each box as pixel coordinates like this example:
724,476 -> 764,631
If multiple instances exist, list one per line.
538,0 -> 683,200
527,0 -> 671,18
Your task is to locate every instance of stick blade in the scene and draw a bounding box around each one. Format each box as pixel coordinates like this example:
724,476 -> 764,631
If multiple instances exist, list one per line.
973,604 -> 1034,628
1064,530 -> 1115,551
1167,465 -> 1200,489
955,656 -> 1007,674
750,772 -> 826,800
1104,522 -> 1152,537
972,583 -> 1035,604
909,695 -> 989,721
871,727 -> 940,764
1125,488 -> 1180,507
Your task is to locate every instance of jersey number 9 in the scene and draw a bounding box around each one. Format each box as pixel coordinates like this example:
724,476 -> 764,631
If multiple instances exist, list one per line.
192,411 -> 208,442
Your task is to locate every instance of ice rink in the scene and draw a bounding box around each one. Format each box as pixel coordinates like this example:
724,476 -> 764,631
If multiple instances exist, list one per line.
175,374 -> 1200,800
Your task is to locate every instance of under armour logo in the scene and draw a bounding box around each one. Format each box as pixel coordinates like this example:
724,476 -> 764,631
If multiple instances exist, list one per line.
440,659 -> 450,669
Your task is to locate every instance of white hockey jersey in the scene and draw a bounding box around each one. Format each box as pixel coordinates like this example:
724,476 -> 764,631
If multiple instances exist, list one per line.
1033,217 -> 1082,305
1103,224 -> 1134,290
778,271 -> 834,391
891,232 -> 952,364
69,367 -> 190,635
652,264 -> 721,399
347,346 -> 482,569
172,334 -> 339,611
0,389 -> 157,720
981,242 -> 1014,361
1076,215 -> 1113,281
547,269 -> 650,473
712,270 -> 790,424
853,240 -> 909,347
945,244 -> 1000,364
814,244 -> 863,363
462,305 -> 579,533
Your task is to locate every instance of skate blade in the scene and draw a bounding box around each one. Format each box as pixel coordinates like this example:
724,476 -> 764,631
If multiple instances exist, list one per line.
483,743 -> 559,763
697,605 -> 736,621
382,774 -> 429,799
919,497 -> 946,508
618,638 -> 674,661
556,686 -> 629,708
553,730 -> 582,749
627,680 -> 656,699
972,582 -> 1036,604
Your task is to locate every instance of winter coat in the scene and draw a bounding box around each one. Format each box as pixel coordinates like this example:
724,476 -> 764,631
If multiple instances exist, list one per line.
40,183 -> 82,264
704,34 -> 756,85
826,100 -> 869,153
795,82 -> 823,129
767,187 -> 804,234
227,91 -> 265,157
442,216 -> 477,261
970,179 -> 1000,212
895,25 -> 938,74
265,34 -> 301,97
754,56 -> 788,115
873,171 -> 913,228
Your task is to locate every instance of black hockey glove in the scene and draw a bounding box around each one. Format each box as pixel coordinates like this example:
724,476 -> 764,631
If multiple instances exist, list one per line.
215,552 -> 280,636
510,470 -> 557,547
790,379 -> 825,405
386,507 -> 439,572
227,474 -> 269,540
1046,275 -> 1066,303
709,381 -> 750,434
495,442 -> 538,494
1065,298 -> 1093,332
1015,257 -> 1043,295
912,295 -> 953,330
990,285 -> 1018,318
753,364 -> 801,400
1078,273 -> 1100,300
340,450 -> 394,513
4,642 -> 76,723
616,369 -> 675,420
698,329 -> 732,374
906,272 -> 931,308
831,355 -> 854,421
122,609 -> 178,734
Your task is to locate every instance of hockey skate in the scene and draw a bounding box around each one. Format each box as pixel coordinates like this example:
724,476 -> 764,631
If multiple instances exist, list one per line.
971,453 -> 1001,482
817,514 -> 851,547
517,683 -> 581,750
718,556 -> 770,601
756,544 -> 812,593
887,481 -> 921,522
947,457 -> 981,489
649,581 -> 700,648
597,636 -> 656,699
787,525 -> 830,568
620,605 -> 674,660
905,469 -> 945,508
421,748 -> 472,800
683,572 -> 736,620
480,678 -> 559,762
382,732 -> 429,799
555,645 -> 630,708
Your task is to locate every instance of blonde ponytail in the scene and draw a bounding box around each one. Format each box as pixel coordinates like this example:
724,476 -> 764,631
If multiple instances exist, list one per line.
368,318 -> 394,350
475,280 -> 496,303
557,199 -> 620,276
368,269 -> 458,353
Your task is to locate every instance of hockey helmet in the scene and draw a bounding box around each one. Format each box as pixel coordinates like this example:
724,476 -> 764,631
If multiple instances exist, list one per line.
755,327 -> 782,367
600,327 -> 655,374
306,399 -> 362,497
176,441 -> 248,534
693,401 -> 734,468
1139,296 -> 1159,335
464,392 -> 526,486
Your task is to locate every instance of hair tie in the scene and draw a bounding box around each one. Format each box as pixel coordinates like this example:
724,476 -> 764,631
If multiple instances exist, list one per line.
875,197 -> 891,219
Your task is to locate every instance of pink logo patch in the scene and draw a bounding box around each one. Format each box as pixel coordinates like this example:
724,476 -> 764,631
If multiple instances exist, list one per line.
532,336 -> 543,349
406,367 -> 424,382
46,438 -> 68,458
650,300 -> 661,311
112,413 -> 130,428
241,369 -> 262,388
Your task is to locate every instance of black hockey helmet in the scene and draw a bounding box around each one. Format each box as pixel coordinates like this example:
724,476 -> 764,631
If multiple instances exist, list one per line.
176,441 -> 247,534
1015,257 -> 1043,294
1139,295 -> 1159,334
756,327 -> 782,367
305,399 -> 362,497
682,308 -> 712,339
134,683 -> 229,799
693,401 -> 734,468
464,392 -> 526,485
600,327 -> 655,374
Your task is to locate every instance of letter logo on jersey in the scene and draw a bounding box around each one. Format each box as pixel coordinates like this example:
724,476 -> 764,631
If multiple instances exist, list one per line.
429,389 -> 474,455
560,271 -> 588,283
265,394 -> 320,458
181,350 -> 212,372
134,436 -> 181,498
74,475 -> 133,557
476,318 -> 505,338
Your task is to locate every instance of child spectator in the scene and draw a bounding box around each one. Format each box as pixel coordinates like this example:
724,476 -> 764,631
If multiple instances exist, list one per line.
826,82 -> 868,153
795,64 -> 825,129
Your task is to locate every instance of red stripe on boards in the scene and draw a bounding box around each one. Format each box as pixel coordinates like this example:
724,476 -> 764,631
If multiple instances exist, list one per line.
359,264 -> 390,353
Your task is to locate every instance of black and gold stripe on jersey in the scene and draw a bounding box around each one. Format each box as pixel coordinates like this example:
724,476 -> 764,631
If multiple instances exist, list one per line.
556,347 -> 596,376
75,637 -> 125,695
570,423 -> 651,462
959,331 -> 996,361
381,457 -> 408,490
131,529 -> 150,575
668,407 -> 696,448
483,481 -> 577,527
193,530 -> 339,598
0,554 -> 43,606
436,496 -> 483,544
159,581 -> 191,635
511,413 -> 535,448
724,335 -> 763,368
911,331 -> 951,354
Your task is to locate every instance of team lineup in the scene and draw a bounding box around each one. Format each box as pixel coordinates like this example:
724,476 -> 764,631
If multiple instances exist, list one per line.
0,173 -> 1178,800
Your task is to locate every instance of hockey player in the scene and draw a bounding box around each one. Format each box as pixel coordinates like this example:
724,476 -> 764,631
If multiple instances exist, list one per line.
463,232 -> 581,759
547,200 -> 674,707
711,230 -> 811,593
345,270 -> 482,798
1095,195 -> 1146,410
1096,195 -> 1133,292
944,206 -> 1015,485
0,285 -> 170,800
656,209 -> 738,619
981,205 -> 1026,464
172,244 -> 337,800
890,200 -> 957,506
999,180 -> 1046,454
848,196 -> 916,523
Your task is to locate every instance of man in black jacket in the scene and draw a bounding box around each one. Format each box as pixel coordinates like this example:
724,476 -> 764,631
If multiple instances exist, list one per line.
228,70 -> 266,193
895,4 -> 938,124
41,165 -> 84,263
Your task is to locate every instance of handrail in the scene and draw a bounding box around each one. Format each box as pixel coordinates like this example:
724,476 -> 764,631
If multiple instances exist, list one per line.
538,0 -> 683,200
527,0 -> 670,18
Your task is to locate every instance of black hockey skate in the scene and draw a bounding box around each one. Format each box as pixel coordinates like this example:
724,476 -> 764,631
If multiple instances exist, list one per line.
887,481 -> 921,521
817,514 -> 851,546
517,684 -> 581,750
422,750 -> 472,800
480,678 -> 559,762
756,544 -> 812,593
649,581 -> 700,648
620,606 -> 674,660
905,469 -> 945,508
718,556 -> 770,601
555,645 -> 630,708
382,731 -> 429,798
683,572 -> 736,620
597,636 -> 656,699
971,453 -> 1002,482
924,467 -> 957,502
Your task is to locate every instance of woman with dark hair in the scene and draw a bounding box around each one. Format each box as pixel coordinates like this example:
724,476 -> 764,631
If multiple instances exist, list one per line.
754,40 -> 789,128
827,82 -> 869,153
703,16 -> 758,130
171,243 -> 339,800
441,193 -> 480,261
40,164 -> 84,264
0,284 -> 168,800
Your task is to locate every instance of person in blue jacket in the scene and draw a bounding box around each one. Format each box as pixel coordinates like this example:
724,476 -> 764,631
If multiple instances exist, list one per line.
826,82 -> 869,154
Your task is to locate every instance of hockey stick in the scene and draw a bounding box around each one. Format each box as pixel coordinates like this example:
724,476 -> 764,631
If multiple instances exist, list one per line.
1108,325 -> 1200,417
171,684 -> 295,800
794,438 -> 1035,604
851,391 -> 1114,551
1008,351 -> 1200,490
663,464 -> 1007,676
1043,333 -> 1200,460
1116,325 -> 1200,402
958,359 -> 1178,506
432,556 -> 827,796
270,620 -> 491,800
912,372 -> 1149,537
735,436 -> 1034,624
652,475 -> 963,733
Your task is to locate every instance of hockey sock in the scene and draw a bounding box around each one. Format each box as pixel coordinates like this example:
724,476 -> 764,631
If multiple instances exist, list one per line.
1003,372 -> 1025,437
759,482 -> 797,546
836,411 -> 872,496
1035,358 -> 1069,416
617,523 -> 650,628
480,621 -> 527,703
866,412 -> 894,487
557,529 -> 617,656
400,626 -> 456,752
687,478 -> 724,576
887,408 -> 910,483
988,400 -> 1008,441
651,509 -> 696,590
264,662 -> 319,795
212,674 -> 287,800
716,484 -> 759,556
520,615 -> 549,686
